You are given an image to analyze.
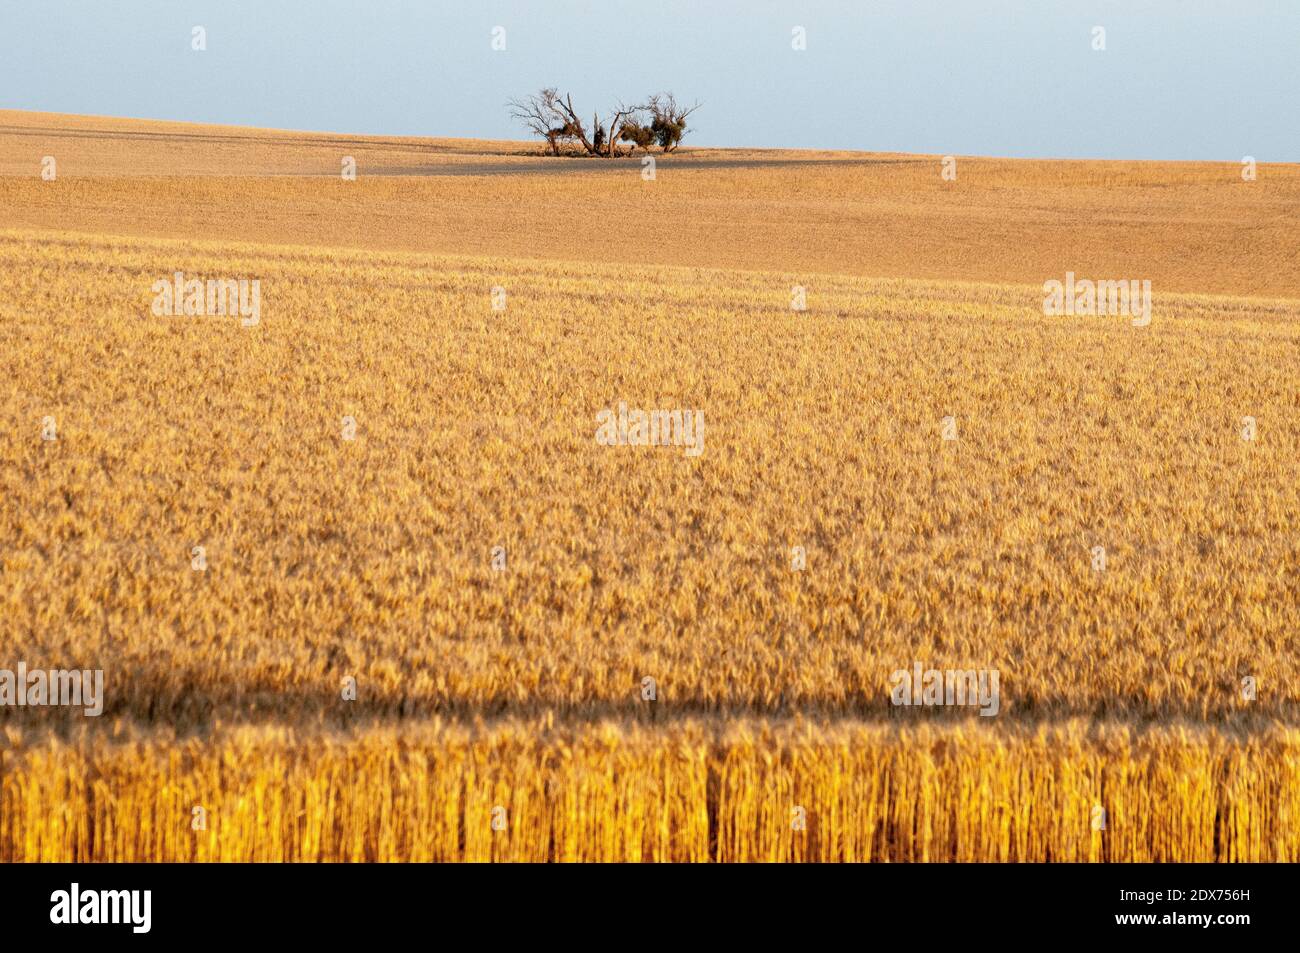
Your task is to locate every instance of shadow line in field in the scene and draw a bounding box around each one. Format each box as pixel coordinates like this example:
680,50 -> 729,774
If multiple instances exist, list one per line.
0,690 -> 1280,738
356,156 -> 921,177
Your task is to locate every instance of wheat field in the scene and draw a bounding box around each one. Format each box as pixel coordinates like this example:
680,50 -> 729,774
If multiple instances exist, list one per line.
1,111 -> 1298,861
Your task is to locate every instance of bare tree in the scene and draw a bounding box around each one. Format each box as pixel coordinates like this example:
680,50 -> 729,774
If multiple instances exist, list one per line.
598,101 -> 641,157
507,88 -> 591,156
507,88 -> 562,155
509,89 -> 700,157
647,92 -> 701,153
545,92 -> 597,154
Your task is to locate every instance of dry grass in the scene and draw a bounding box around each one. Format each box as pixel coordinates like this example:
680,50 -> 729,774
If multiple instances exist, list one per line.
2,110 -> 1297,295
0,112 -> 1298,861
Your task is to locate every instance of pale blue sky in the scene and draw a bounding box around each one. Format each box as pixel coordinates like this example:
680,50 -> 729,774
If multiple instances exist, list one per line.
1,1 -> 1295,160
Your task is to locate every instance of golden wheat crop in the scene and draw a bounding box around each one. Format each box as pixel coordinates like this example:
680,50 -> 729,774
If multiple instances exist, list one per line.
5,720 -> 1300,863
0,112 -> 1297,861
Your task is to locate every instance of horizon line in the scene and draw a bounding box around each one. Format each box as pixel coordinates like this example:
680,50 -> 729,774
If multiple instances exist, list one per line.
1,107 -> 1293,167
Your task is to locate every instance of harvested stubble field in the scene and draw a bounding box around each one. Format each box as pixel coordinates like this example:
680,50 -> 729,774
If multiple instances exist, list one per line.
1,111 -> 1298,861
